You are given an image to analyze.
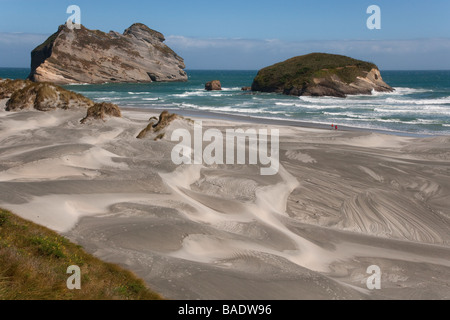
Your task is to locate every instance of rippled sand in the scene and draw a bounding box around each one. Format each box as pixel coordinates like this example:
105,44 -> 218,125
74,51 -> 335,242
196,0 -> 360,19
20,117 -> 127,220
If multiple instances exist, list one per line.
1,103 -> 449,300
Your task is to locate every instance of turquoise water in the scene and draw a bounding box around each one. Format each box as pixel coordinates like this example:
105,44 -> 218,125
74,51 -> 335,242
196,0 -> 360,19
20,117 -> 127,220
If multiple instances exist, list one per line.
1,68 -> 449,135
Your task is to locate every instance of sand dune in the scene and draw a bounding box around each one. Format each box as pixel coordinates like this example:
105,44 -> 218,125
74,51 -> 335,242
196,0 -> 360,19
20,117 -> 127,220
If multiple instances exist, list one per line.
0,106 -> 449,299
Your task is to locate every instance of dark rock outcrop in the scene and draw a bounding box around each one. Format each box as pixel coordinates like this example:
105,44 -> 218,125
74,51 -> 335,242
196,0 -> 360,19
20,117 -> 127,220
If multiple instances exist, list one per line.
205,80 -> 222,91
28,23 -> 187,84
252,53 -> 393,98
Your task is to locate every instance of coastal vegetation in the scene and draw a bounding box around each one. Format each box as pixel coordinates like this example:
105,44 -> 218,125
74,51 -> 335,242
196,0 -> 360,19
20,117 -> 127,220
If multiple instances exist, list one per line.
137,110 -> 180,140
252,53 -> 392,97
1,79 -> 122,123
0,208 -> 162,300
80,102 -> 122,124
4,80 -> 93,111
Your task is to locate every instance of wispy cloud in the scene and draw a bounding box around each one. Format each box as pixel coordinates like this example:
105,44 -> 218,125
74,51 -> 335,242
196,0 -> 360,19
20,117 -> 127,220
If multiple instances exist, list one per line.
166,36 -> 450,70
0,33 -> 49,45
0,33 -> 49,67
1,32 -> 449,70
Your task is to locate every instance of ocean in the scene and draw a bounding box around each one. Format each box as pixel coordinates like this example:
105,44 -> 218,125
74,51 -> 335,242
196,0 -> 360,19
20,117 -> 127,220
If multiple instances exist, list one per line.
1,68 -> 449,135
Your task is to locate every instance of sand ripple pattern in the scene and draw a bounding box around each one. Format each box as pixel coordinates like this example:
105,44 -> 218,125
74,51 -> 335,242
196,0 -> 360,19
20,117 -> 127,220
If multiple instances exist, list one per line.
1,109 -> 449,299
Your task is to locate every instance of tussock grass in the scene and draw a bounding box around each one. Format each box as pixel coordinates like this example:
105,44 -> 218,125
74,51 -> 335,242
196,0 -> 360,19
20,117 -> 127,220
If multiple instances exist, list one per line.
5,81 -> 94,111
0,79 -> 33,100
137,111 -> 178,140
80,102 -> 122,124
0,208 -> 162,300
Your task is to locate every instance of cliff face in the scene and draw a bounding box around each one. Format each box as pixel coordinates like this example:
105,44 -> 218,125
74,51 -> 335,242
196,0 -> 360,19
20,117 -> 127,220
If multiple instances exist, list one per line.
28,23 -> 187,84
252,53 -> 393,98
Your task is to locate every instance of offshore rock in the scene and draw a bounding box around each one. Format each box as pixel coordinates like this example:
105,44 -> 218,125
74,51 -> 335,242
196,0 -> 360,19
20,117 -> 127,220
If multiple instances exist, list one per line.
252,53 -> 393,98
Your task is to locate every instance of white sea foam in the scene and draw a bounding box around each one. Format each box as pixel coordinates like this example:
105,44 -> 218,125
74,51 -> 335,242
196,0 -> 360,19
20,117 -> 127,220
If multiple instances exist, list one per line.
301,104 -> 354,110
179,103 -> 286,115
392,87 -> 433,95
386,97 -> 450,105
175,90 -> 212,97
128,92 -> 152,95
222,87 -> 241,91
374,107 -> 450,115
82,91 -> 119,95
275,102 -> 298,107
95,97 -> 124,101
252,96 -> 284,101
299,96 -> 386,106
410,119 -> 439,124
66,79 -> 448,134
297,88 -> 438,106
370,87 -> 432,96
323,112 -> 370,119
180,103 -> 199,109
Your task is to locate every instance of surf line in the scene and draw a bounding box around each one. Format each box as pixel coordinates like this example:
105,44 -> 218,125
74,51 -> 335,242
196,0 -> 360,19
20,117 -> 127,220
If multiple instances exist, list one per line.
171,121 -> 280,176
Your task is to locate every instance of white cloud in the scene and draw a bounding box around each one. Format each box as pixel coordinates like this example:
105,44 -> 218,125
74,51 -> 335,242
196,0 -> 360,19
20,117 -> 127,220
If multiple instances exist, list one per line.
166,36 -> 450,70
0,33 -> 49,45
1,32 -> 449,70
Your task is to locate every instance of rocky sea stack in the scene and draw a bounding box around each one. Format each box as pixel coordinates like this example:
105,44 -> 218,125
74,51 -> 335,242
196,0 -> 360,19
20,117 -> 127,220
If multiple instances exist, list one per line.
252,53 -> 393,97
205,80 -> 222,91
28,23 -> 187,84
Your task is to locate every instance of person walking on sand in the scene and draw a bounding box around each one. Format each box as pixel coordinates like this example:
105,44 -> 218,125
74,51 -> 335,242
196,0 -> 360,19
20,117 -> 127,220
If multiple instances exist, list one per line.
335,125 -> 338,130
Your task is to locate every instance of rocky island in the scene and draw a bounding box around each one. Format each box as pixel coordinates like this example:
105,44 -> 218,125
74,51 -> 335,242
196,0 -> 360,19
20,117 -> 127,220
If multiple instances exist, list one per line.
28,23 -> 187,84
252,53 -> 393,97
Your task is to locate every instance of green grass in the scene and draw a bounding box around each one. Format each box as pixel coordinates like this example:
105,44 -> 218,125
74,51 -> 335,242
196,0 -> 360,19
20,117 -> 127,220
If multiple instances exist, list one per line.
252,53 -> 377,93
0,208 -> 163,300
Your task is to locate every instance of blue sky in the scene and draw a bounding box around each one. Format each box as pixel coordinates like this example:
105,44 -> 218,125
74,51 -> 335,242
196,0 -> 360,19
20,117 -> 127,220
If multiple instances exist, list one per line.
1,0 -> 450,69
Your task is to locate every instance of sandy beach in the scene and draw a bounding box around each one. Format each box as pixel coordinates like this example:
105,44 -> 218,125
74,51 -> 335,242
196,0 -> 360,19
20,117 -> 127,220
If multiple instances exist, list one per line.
1,100 -> 449,300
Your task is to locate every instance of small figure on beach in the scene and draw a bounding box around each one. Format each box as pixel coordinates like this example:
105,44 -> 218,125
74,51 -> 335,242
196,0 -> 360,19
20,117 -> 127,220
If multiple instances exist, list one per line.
335,125 -> 338,130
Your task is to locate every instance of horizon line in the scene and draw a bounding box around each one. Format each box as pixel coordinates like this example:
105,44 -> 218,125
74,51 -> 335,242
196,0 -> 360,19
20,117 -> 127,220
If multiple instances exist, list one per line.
1,67 -> 450,72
